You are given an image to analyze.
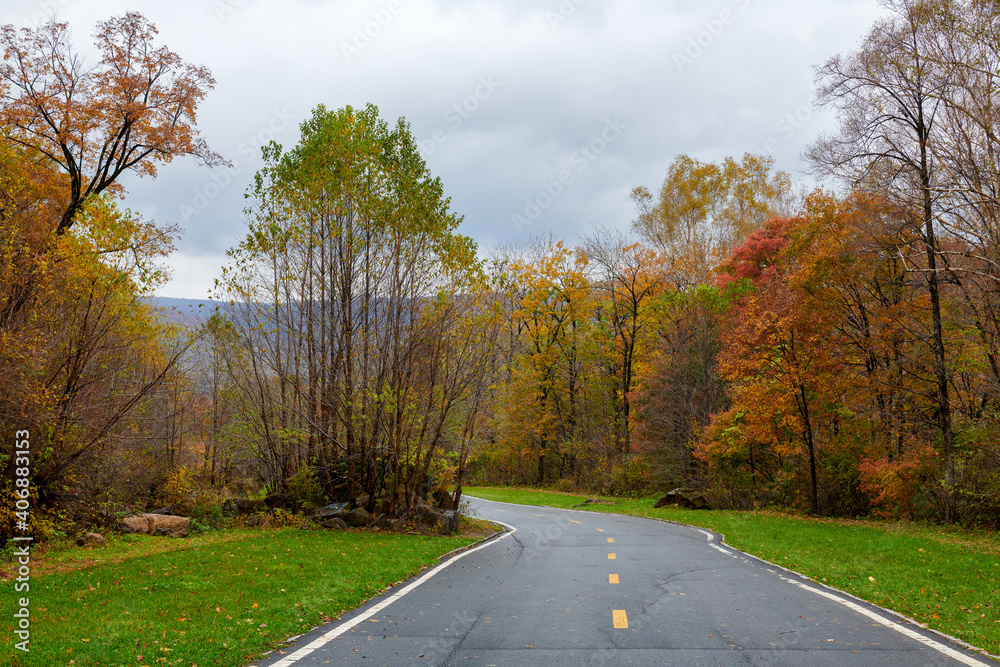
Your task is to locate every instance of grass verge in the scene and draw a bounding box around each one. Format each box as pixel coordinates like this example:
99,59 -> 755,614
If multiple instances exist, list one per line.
2,526 -> 480,667
466,486 -> 1000,658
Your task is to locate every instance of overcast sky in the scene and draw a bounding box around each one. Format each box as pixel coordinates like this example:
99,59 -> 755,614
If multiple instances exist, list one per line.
3,0 -> 888,299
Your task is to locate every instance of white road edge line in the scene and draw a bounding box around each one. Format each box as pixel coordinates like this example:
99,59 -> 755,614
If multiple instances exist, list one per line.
709,543 -> 733,556
696,529 -> 714,541
778,575 -> 991,667
267,520 -> 517,667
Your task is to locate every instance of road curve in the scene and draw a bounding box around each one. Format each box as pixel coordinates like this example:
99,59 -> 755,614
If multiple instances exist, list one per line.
252,497 -> 996,666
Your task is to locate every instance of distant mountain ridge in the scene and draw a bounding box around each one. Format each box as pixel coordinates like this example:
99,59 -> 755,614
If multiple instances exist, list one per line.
147,297 -> 224,328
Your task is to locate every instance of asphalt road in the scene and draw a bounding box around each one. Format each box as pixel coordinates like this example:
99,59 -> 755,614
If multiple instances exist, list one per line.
253,497 -> 996,666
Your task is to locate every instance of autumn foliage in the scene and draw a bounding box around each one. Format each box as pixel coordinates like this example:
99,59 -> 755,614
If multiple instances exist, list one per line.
5,1 -> 1000,543
0,13 -> 214,541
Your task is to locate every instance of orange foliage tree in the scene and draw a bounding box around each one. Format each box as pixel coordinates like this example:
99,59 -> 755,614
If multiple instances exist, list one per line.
0,13 -> 218,536
502,242 -> 596,485
0,12 -> 223,326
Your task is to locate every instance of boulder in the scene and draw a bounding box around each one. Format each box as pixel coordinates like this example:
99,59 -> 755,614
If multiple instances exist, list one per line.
151,515 -> 190,537
120,515 -> 152,534
376,514 -> 405,532
654,487 -> 711,510
321,517 -> 349,530
311,502 -> 348,521
77,532 -> 106,547
119,514 -> 190,537
432,487 -> 453,510
441,510 -> 459,535
343,507 -> 372,527
416,503 -> 445,528
414,504 -> 458,535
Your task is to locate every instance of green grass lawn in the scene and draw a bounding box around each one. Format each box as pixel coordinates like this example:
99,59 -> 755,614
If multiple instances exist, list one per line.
2,527 -> 478,667
466,486 -> 1000,658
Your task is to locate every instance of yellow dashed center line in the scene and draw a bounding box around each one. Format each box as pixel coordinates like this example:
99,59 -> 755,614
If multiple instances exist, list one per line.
607,537 -> 614,543
608,553 -> 616,559
571,520 -> 581,524
613,610 -> 628,628
596,528 -> 605,532
609,574 -> 619,584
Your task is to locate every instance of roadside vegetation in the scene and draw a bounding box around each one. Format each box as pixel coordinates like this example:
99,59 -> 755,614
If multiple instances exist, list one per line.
466,486 -> 1000,658
4,1 -> 1000,559
1,523 -> 489,667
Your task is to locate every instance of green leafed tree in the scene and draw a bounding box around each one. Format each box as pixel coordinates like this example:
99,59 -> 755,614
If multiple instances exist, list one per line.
216,103 -> 491,515
631,153 -> 792,287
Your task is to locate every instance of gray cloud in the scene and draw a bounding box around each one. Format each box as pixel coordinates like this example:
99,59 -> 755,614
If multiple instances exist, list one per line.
1,0 -> 887,297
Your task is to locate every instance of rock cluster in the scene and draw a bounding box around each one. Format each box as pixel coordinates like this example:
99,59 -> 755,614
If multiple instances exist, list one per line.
653,487 -> 711,510
307,496 -> 460,534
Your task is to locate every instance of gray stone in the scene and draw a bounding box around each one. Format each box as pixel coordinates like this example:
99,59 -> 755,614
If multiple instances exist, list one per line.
376,514 -> 406,532
417,504 -> 445,528
77,532 -> 106,547
343,507 -> 372,527
654,487 -> 711,510
311,502 -> 348,521
442,509 -> 459,535
321,517 -> 348,530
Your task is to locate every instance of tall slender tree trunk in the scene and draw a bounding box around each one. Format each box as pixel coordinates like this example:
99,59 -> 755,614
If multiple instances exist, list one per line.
920,152 -> 955,524
798,384 -> 819,515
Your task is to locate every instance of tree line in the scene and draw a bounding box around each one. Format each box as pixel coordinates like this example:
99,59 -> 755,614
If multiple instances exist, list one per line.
2,1 -> 1000,543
